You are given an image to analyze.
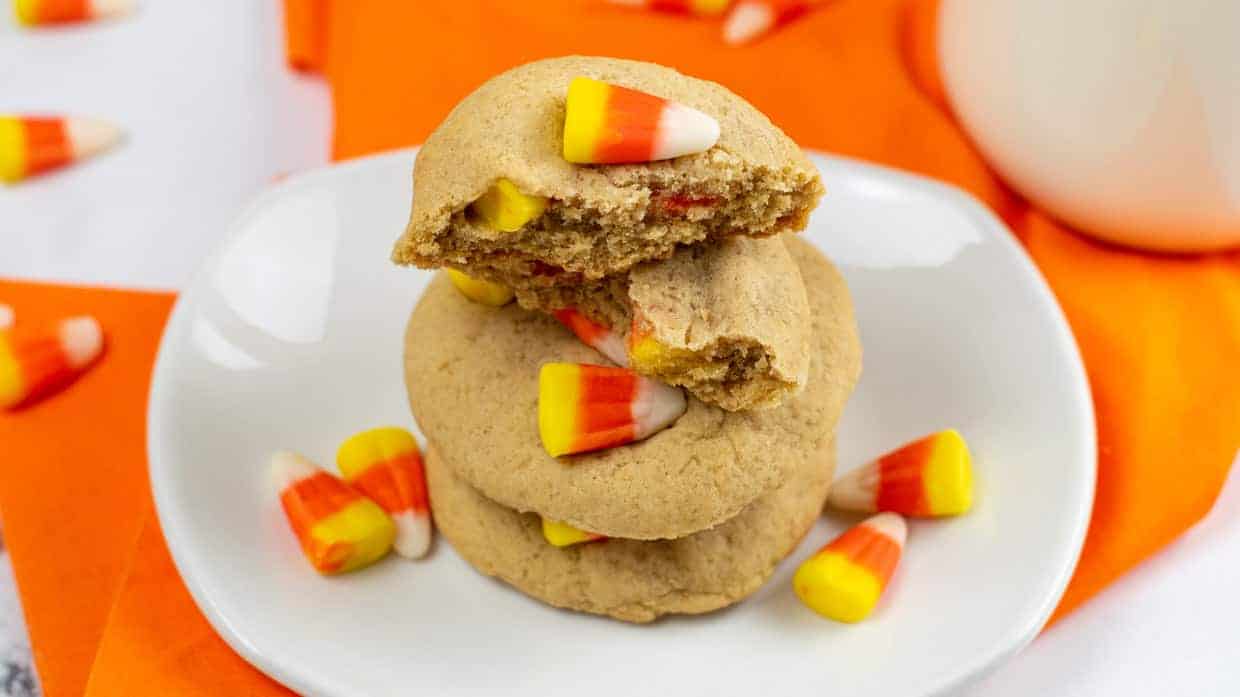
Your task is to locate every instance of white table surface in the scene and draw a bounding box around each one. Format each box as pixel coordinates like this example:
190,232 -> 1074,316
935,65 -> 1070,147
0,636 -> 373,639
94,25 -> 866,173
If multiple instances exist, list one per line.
2,2 -> 1237,695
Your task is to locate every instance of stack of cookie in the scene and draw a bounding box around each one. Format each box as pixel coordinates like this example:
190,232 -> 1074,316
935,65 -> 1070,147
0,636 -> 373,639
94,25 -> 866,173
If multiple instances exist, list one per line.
394,57 -> 861,623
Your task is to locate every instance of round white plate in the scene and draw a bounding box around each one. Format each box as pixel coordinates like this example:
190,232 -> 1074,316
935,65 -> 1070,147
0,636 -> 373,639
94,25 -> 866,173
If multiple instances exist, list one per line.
148,150 -> 1095,697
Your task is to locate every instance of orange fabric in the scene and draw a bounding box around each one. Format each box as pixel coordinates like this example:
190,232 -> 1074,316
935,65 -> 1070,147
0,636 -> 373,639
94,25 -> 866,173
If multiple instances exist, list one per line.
0,281 -> 172,697
282,0 -> 329,72
82,519 -> 292,697
0,1 -> 1236,695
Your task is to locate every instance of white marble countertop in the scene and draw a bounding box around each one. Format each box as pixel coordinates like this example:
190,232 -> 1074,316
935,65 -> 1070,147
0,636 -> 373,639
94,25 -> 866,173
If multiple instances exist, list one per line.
2,2 -> 1237,695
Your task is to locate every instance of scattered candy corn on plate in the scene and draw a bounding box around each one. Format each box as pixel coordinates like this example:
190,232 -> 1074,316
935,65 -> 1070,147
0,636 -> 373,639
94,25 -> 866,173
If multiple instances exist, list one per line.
146,149 -> 1094,697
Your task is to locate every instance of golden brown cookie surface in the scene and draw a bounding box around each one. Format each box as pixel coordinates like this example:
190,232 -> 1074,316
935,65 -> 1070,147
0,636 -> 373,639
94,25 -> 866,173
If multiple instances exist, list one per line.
392,56 -> 824,290
424,436 -> 835,623
403,237 -> 860,539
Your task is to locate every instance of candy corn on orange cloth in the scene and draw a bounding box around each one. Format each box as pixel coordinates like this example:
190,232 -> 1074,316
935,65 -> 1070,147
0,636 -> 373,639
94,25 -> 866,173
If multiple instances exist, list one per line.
0,0 -> 1237,695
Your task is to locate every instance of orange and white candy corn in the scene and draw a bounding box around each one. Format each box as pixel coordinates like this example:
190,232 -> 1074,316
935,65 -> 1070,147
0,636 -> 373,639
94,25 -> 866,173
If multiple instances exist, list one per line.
563,77 -> 720,164
553,308 -> 628,366
541,517 -> 607,547
606,0 -> 731,16
14,0 -> 134,26
337,427 -> 432,559
272,451 -> 395,574
539,363 -> 686,457
447,269 -> 515,307
793,512 -> 906,623
829,429 -> 974,517
0,316 -> 103,410
0,115 -> 122,184
723,0 -> 814,45
0,305 -> 13,330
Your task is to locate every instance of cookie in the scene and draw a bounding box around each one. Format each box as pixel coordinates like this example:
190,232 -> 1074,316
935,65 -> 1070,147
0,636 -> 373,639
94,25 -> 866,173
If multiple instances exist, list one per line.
391,56 -> 824,294
403,236 -> 859,539
543,236 -> 811,411
424,434 -> 835,623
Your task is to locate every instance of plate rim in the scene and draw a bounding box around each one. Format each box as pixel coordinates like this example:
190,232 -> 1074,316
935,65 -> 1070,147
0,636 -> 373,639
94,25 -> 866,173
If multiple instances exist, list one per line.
146,148 -> 1097,697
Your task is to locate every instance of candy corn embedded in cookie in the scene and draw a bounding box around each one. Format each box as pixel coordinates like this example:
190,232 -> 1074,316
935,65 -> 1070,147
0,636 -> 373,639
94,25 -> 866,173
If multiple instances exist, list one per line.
469,178 -> 548,232
606,0 -> 731,16
793,512 -> 906,623
563,77 -> 720,164
14,0 -> 134,26
723,0 -> 813,45
539,363 -> 686,457
0,316 -> 103,410
828,429 -> 973,517
272,451 -> 395,574
553,308 -> 628,366
0,115 -> 121,184
337,427 -> 433,559
447,269 -> 515,307
541,518 -> 607,547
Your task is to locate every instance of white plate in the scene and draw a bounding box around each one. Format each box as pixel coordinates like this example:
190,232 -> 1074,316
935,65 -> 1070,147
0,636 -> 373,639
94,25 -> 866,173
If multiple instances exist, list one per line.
148,150 -> 1095,697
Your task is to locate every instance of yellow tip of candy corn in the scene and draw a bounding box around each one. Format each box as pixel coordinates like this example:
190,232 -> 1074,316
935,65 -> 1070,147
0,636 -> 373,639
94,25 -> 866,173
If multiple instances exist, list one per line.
538,363 -> 583,457
794,552 -> 884,623
541,517 -> 605,547
469,178 -> 548,232
309,499 -> 398,574
793,513 -> 906,623
446,269 -> 515,307
923,429 -> 973,515
0,119 -> 24,184
336,426 -> 420,479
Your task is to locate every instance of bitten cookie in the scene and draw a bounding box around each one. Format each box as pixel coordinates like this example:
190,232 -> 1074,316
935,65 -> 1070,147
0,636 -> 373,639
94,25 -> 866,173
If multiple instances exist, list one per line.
392,56 -> 824,294
424,435 -> 835,623
403,236 -> 859,540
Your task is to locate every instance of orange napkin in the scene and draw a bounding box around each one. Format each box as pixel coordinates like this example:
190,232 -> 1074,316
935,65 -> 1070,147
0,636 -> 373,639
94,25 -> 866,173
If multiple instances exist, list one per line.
0,282 -> 172,697
0,1 -> 1235,695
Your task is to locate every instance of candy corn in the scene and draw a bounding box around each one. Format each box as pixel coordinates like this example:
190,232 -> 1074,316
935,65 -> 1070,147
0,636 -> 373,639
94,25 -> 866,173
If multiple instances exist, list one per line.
626,314 -> 682,371
541,517 -> 607,547
337,427 -> 433,559
447,269 -> 515,307
539,363 -> 686,457
0,115 -> 121,184
562,77 -> 720,164
14,0 -> 135,26
722,0 -> 815,45
828,429 -> 974,517
793,512 -> 906,623
272,451 -> 395,574
0,305 -> 13,330
0,316 -> 103,410
469,178 -> 548,232
606,0 -> 731,16
553,308 -> 628,366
